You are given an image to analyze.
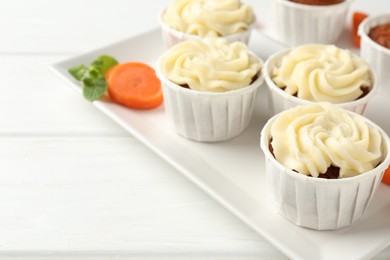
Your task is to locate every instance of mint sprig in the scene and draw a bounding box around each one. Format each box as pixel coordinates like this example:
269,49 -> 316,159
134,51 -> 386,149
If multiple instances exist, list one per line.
68,64 -> 87,80
68,55 -> 118,101
83,77 -> 106,101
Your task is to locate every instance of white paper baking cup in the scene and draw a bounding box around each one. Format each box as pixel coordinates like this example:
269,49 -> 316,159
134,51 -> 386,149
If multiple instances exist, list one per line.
263,47 -> 378,116
158,8 -> 255,49
271,0 -> 354,46
156,57 -> 264,142
359,14 -> 390,95
260,110 -> 390,230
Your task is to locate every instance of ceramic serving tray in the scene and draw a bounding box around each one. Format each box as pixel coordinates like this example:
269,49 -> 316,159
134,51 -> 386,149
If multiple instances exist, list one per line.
51,26 -> 390,260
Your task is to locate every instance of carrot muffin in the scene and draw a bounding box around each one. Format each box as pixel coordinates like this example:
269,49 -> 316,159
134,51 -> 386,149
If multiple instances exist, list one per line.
271,44 -> 372,103
160,38 -> 261,92
263,44 -> 377,115
260,102 -> 390,230
162,0 -> 254,37
269,102 -> 382,178
157,38 -> 263,142
159,0 -> 255,48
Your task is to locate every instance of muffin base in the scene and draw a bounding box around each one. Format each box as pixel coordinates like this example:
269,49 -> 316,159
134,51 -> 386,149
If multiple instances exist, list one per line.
260,112 -> 390,230
156,58 -> 264,142
271,0 -> 353,46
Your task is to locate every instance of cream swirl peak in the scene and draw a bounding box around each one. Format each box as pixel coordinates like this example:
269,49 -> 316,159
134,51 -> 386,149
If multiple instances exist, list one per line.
162,0 -> 254,37
272,45 -> 372,103
159,38 -> 261,92
270,103 -> 382,178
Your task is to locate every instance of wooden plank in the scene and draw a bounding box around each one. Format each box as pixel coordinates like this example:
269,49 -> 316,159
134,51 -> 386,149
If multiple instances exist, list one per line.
0,56 -> 126,136
1,0 -> 389,258
0,136 -> 285,257
0,0 -> 384,54
0,0 -> 166,53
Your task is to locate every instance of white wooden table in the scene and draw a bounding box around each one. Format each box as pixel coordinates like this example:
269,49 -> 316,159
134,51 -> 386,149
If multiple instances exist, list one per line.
1,0 -> 389,259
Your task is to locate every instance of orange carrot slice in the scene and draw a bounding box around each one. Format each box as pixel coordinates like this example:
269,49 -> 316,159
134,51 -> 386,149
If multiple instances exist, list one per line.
383,165 -> 390,185
107,62 -> 163,109
353,12 -> 368,48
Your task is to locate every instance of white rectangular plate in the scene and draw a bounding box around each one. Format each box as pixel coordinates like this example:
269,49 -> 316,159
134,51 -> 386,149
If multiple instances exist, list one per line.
51,27 -> 390,260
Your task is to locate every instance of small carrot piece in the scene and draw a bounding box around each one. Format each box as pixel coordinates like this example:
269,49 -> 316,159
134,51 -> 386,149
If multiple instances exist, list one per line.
383,165 -> 390,185
107,62 -> 163,109
353,12 -> 369,48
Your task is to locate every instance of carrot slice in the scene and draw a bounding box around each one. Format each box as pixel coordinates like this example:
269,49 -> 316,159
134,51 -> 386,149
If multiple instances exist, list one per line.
353,12 -> 369,48
107,62 -> 163,109
383,165 -> 390,185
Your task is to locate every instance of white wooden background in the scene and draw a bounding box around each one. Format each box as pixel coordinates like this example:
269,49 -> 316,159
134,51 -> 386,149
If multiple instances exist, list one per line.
1,0 -> 389,259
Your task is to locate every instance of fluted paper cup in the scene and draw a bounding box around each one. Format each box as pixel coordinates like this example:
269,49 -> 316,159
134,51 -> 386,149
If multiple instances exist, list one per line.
263,48 -> 378,116
159,8 -> 255,49
271,0 -> 353,46
260,111 -> 390,230
359,14 -> 390,95
156,59 -> 264,142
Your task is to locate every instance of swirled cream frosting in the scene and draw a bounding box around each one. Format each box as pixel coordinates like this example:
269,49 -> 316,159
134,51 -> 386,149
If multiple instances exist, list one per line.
162,0 -> 254,37
270,103 -> 382,178
272,45 -> 372,103
159,38 -> 261,92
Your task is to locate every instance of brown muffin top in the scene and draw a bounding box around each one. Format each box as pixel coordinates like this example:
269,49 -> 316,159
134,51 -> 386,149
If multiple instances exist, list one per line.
369,24 -> 390,49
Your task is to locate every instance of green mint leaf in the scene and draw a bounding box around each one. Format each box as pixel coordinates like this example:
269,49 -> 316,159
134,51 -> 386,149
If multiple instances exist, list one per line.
68,55 -> 117,102
94,77 -> 106,88
83,85 -> 105,101
89,55 -> 118,78
68,64 -> 87,81
88,65 -> 101,79
82,77 -> 107,101
96,55 -> 118,74
82,77 -> 94,87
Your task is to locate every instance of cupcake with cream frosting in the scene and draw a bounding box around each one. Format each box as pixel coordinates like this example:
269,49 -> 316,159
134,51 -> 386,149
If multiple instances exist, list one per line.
261,102 -> 390,230
157,38 -> 263,142
263,44 -> 377,115
159,0 -> 256,49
